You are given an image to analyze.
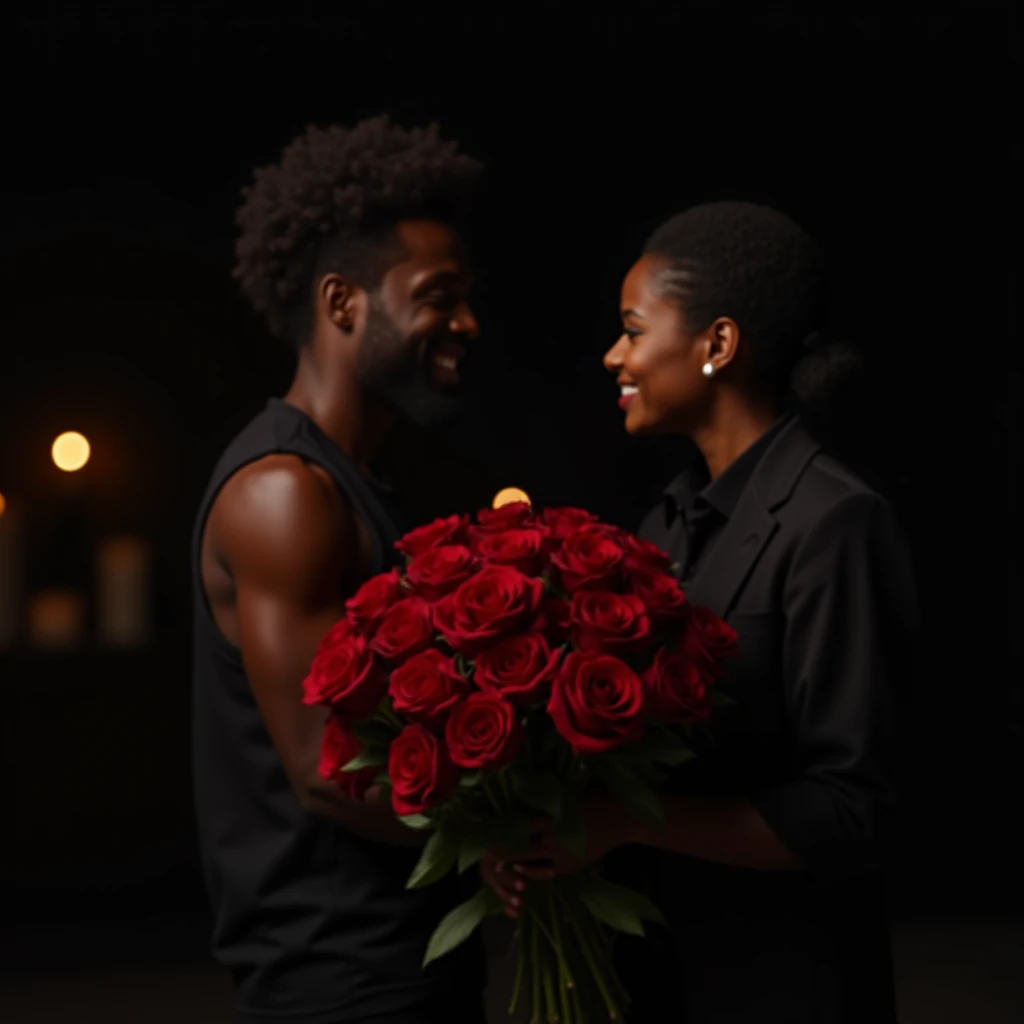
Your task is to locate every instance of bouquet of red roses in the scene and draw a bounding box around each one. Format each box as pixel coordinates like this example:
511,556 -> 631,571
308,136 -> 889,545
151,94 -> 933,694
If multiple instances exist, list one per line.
303,502 -> 737,1023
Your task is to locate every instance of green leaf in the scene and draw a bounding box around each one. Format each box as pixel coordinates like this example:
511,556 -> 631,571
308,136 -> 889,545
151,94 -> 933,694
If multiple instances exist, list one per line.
489,812 -> 532,857
453,812 -> 532,875
510,771 -> 563,820
398,813 -> 433,830
617,730 -> 695,771
710,689 -> 737,707
456,819 -> 493,874
406,823 -> 459,889
579,887 -> 645,936
653,747 -> 695,767
577,876 -> 662,936
454,653 -> 474,678
458,771 -> 483,789
342,749 -> 387,773
555,791 -> 587,860
583,876 -> 666,926
372,771 -> 391,787
422,886 -> 500,966
603,763 -> 666,830
355,718 -> 399,746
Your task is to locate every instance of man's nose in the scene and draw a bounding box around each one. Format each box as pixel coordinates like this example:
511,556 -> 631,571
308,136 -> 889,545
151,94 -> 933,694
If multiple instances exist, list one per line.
449,303 -> 479,340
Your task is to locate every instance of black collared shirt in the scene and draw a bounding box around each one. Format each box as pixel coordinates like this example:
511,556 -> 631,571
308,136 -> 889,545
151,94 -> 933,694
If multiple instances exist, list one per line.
647,416 -> 792,585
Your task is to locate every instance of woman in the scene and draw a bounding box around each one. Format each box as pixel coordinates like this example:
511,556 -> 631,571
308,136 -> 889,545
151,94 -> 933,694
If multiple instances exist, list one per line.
483,201 -> 919,1023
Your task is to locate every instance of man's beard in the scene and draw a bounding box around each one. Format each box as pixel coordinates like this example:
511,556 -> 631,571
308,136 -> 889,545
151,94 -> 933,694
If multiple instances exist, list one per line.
355,295 -> 461,428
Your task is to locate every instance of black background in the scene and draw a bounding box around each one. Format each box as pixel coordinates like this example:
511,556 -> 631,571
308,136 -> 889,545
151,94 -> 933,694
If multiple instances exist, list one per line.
0,6 -> 1019,970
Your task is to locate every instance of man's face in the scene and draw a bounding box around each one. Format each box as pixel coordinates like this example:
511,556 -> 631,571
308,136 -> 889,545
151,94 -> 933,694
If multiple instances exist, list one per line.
355,219 -> 478,427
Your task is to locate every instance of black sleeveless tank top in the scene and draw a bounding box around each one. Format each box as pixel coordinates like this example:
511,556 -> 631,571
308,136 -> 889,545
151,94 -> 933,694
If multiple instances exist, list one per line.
191,398 -> 484,1023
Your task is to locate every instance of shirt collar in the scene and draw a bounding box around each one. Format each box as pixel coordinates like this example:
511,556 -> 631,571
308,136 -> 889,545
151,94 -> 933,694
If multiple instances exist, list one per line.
663,415 -> 793,521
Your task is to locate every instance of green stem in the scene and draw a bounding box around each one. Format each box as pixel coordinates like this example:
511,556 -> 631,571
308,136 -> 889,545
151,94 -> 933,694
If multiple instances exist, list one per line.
547,886 -> 575,1024
554,885 -> 621,1022
541,953 -> 558,1022
481,775 -> 502,812
497,767 -> 512,806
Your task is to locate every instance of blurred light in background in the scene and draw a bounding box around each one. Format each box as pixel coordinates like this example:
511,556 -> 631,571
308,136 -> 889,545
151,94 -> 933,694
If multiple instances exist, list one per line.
96,535 -> 151,648
493,487 -> 531,509
0,491 -> 6,518
52,431 -> 90,472
28,588 -> 86,649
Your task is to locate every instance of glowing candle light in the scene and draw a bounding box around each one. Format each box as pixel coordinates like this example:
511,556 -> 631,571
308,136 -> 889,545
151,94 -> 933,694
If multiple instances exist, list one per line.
492,487 -> 531,509
52,431 -> 91,472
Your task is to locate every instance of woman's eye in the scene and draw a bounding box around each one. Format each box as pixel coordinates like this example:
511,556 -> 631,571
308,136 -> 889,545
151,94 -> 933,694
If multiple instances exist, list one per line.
623,328 -> 642,340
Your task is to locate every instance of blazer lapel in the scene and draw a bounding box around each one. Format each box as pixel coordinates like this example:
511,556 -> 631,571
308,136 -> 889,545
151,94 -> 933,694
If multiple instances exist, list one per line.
684,492 -> 777,619
684,418 -> 821,619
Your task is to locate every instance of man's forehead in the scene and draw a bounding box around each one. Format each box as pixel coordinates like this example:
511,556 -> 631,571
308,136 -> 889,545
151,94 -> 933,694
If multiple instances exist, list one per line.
394,219 -> 467,265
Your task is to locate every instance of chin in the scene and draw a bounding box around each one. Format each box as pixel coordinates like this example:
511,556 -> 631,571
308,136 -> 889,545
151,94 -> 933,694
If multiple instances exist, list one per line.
624,408 -> 653,436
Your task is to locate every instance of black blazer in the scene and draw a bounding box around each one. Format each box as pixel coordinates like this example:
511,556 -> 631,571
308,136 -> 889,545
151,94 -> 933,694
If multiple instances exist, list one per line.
612,417 -> 920,1024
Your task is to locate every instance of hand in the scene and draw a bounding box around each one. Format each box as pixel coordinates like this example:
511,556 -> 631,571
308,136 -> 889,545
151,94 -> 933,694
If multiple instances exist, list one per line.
479,793 -> 630,918
525,791 -> 629,875
480,847 -> 554,919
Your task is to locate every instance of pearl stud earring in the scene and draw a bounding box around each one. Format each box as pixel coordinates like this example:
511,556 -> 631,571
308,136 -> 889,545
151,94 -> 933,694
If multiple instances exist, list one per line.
702,362 -> 715,378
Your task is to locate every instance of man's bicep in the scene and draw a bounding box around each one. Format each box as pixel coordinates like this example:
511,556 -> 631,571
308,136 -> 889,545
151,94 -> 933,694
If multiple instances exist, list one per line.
217,459 -> 354,791
235,577 -> 345,792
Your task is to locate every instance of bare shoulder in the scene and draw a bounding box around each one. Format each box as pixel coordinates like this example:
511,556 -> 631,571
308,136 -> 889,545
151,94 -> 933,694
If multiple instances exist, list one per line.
209,454 -> 354,591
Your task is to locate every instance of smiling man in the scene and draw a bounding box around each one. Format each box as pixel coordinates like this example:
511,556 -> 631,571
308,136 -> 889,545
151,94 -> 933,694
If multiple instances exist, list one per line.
191,117 -> 485,1024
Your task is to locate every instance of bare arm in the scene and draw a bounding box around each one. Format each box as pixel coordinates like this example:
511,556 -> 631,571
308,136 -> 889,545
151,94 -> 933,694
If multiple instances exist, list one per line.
211,455 -> 421,847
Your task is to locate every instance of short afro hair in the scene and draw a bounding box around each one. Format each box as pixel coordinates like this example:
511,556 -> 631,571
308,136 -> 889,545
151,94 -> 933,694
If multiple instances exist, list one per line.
233,115 -> 482,344
644,201 -> 830,403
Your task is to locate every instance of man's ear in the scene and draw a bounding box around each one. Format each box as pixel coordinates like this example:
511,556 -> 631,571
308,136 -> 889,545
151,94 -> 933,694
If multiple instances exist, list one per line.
319,273 -> 367,334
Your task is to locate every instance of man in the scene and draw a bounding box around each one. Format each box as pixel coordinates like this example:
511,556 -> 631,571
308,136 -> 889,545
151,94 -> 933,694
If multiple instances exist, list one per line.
191,116 -> 485,1024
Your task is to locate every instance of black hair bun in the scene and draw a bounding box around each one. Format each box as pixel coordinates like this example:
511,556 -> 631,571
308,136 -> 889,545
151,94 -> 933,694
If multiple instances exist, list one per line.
789,334 -> 862,408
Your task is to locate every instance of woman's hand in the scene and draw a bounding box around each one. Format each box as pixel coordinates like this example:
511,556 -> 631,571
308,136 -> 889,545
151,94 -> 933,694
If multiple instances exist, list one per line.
479,793 -> 632,917
480,848 -> 554,919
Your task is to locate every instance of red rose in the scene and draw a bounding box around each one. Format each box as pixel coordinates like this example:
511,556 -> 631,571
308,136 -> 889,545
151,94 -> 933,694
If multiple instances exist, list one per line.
475,502 -> 534,533
389,649 -> 469,730
345,569 -> 401,631
368,598 -> 434,664
472,527 -> 549,577
619,534 -> 673,575
551,526 -> 625,592
405,545 -> 478,601
433,565 -> 545,657
388,723 -> 460,816
445,692 -> 524,770
314,616 -> 355,658
642,649 -> 712,724
535,597 -> 571,646
628,568 -> 689,625
569,590 -> 652,654
301,634 -> 386,719
541,506 -> 599,540
680,606 -> 739,678
319,714 -> 378,800
473,633 -> 562,706
396,515 -> 469,558
548,651 -> 645,755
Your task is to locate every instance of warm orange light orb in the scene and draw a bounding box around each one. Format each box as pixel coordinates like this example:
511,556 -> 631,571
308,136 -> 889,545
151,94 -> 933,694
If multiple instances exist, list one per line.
52,431 -> 91,472
0,492 -> 6,518
493,487 -> 531,509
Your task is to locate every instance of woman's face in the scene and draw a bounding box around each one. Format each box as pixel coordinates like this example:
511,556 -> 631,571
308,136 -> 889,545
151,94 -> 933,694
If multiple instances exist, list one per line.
603,254 -> 710,436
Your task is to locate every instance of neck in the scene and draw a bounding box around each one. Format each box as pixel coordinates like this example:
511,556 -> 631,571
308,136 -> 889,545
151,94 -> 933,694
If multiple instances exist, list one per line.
282,344 -> 394,475
691,391 -> 779,480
